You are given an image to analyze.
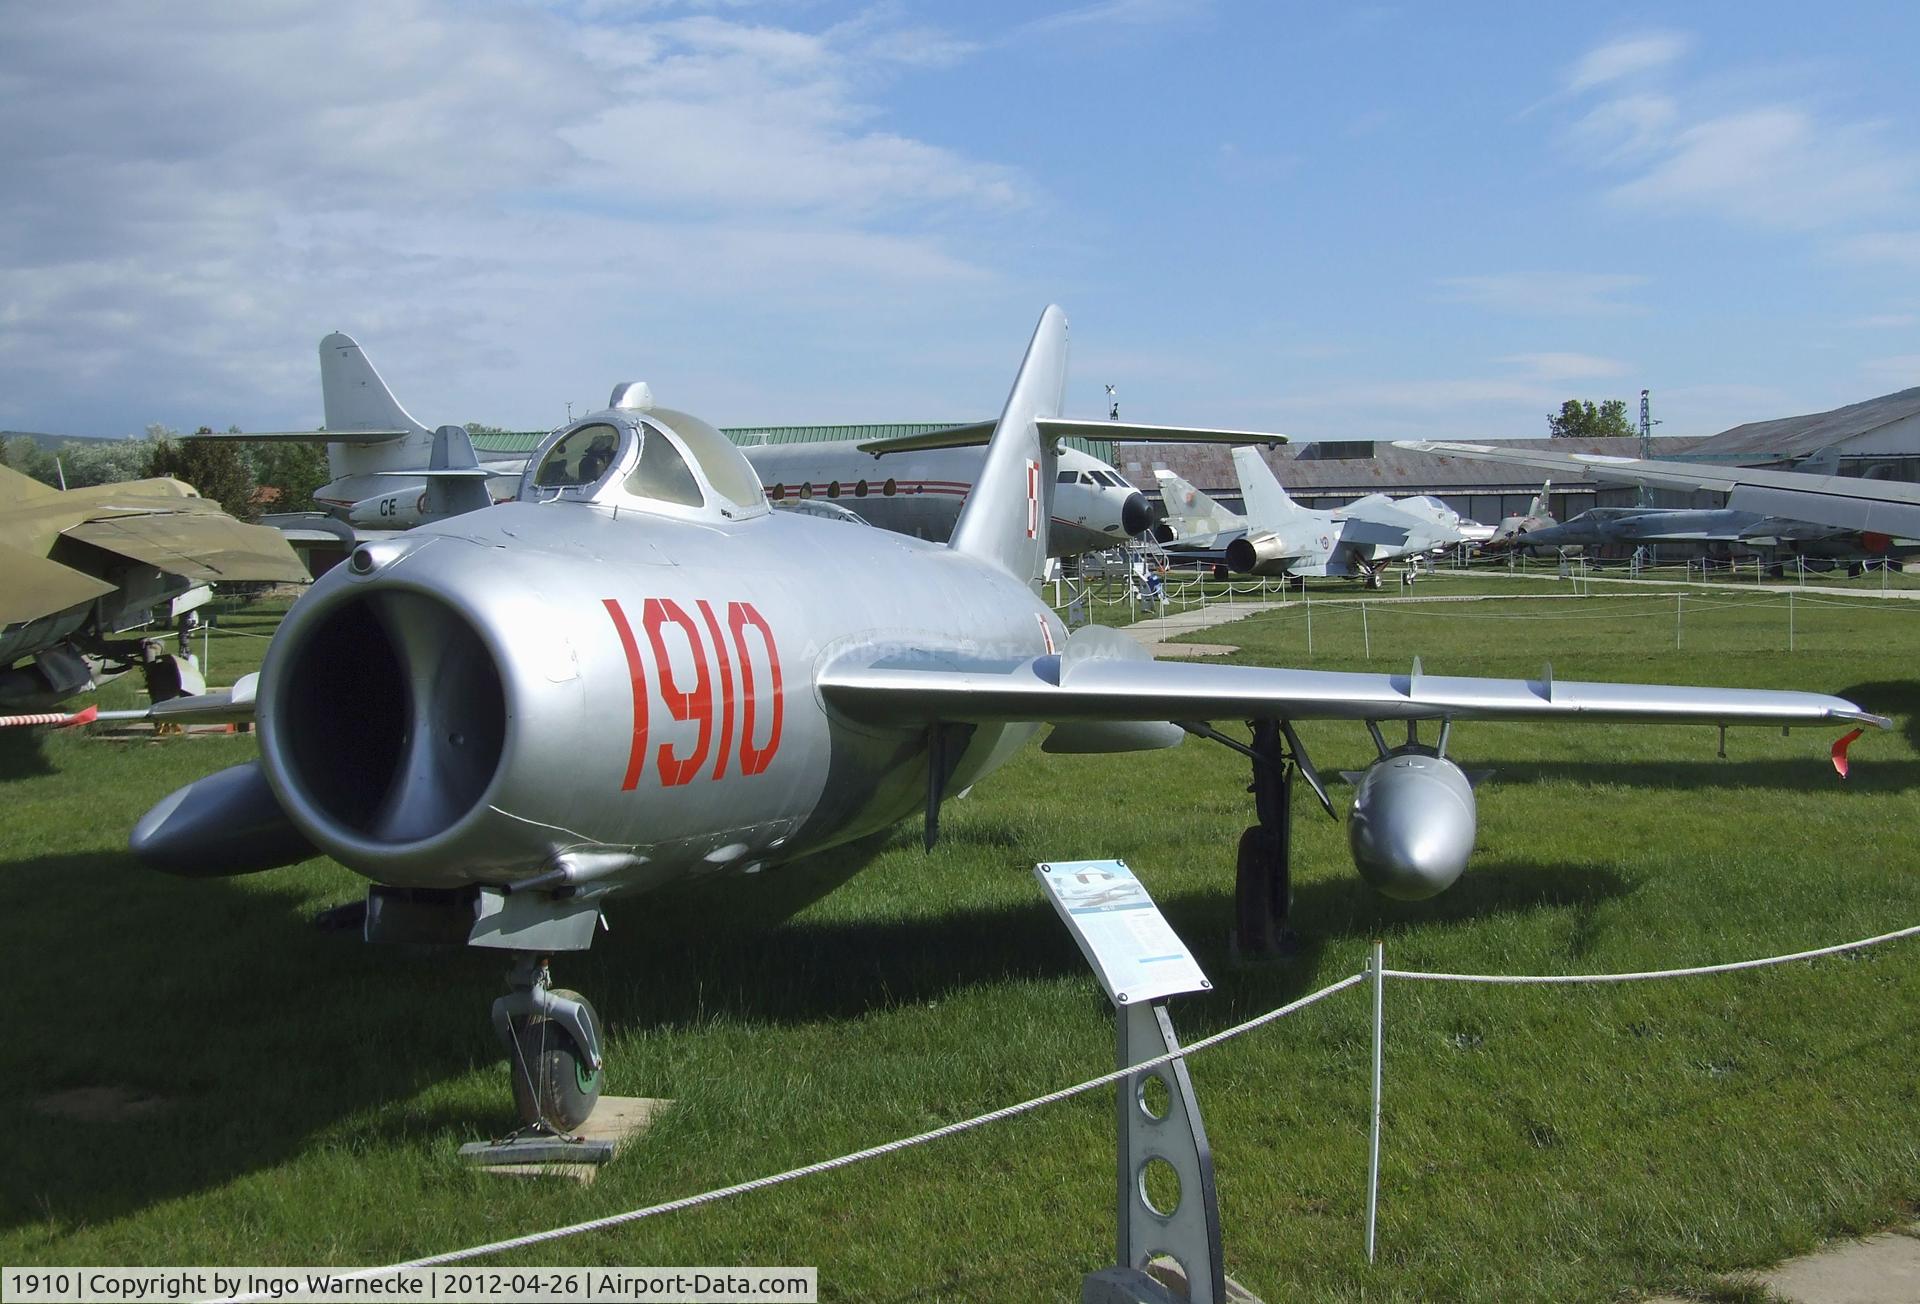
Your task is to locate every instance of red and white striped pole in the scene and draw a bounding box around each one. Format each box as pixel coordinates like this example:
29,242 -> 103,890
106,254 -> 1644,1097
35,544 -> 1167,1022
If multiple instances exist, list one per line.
0,704 -> 99,729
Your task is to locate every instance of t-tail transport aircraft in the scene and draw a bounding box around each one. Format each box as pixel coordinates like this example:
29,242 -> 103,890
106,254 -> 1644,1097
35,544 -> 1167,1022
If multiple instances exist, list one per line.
124,307 -> 1885,1133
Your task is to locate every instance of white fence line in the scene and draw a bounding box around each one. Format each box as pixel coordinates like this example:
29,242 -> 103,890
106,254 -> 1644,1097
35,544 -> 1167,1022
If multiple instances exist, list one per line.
268,920 -> 1916,1297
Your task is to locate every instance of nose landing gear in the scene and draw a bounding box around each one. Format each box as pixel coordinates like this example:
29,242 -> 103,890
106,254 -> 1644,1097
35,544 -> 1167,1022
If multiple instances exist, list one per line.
492,953 -> 605,1133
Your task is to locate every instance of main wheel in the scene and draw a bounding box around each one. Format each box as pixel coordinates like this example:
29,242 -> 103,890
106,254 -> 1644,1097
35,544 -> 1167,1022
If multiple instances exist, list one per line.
506,989 -> 603,1131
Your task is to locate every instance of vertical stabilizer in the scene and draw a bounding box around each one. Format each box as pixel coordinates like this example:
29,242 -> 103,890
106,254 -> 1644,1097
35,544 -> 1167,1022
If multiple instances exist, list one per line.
1231,446 -> 1309,531
420,426 -> 495,519
1528,479 -> 1552,517
948,306 -> 1068,581
319,333 -> 433,480
1154,469 -> 1243,540
0,463 -> 58,506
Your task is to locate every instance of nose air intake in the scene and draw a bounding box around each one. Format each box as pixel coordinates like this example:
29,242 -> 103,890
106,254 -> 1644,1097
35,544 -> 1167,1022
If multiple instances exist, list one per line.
272,590 -> 507,847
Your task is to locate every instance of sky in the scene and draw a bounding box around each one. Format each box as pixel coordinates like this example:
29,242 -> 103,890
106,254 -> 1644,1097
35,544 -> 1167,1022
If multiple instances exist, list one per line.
4,1 -> 1919,443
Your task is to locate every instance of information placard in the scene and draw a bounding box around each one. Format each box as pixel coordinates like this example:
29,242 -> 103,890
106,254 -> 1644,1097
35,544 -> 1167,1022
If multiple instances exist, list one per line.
1035,859 -> 1210,1006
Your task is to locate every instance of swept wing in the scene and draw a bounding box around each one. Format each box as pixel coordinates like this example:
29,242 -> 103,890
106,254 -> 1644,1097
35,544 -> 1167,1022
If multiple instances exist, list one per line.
1396,439 -> 1920,538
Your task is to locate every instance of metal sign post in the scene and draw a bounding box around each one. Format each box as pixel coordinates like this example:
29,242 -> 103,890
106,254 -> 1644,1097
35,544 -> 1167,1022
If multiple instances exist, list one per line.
1037,860 -> 1248,1304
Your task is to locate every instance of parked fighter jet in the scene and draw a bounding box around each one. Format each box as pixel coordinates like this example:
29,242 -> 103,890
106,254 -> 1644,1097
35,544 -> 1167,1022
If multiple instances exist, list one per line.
1483,480 -> 1556,550
1217,447 -> 1466,586
127,308 -> 1883,1133
1154,470 -> 1246,548
188,332 -> 525,532
1398,439 -> 1920,546
0,464 -> 308,709
1504,505 -> 1851,554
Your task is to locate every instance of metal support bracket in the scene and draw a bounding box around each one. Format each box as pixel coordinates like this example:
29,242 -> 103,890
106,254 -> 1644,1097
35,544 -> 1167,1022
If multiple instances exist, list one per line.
1117,1001 -> 1224,1301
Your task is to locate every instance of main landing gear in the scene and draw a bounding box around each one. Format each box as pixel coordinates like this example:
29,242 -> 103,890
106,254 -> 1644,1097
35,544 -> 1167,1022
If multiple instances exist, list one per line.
492,953 -> 605,1133
1183,718 -> 1335,959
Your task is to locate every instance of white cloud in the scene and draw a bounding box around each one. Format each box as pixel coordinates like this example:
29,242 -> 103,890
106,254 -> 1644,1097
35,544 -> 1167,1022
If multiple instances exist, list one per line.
1565,32 -> 1691,93
0,1 -> 1026,433
1610,108 -> 1916,229
1497,353 -> 1632,381
1015,0 -> 1210,40
1559,35 -> 1920,231
1436,273 -> 1648,316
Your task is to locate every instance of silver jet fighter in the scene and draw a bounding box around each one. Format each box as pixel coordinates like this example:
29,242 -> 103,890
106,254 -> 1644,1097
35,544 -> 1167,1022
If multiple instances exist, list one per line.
129,307 -> 1886,1131
1223,447 -> 1467,586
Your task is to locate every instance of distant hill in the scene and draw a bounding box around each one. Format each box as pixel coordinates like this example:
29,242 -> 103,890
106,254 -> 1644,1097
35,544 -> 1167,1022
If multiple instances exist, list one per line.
1,430 -> 137,449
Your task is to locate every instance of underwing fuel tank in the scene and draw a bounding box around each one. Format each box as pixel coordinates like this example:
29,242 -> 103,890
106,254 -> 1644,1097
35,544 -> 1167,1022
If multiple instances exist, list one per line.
1346,749 -> 1477,900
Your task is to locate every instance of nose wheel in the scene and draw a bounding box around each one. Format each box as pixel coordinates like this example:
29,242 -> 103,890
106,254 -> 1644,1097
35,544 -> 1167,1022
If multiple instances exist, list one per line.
491,954 -> 605,1133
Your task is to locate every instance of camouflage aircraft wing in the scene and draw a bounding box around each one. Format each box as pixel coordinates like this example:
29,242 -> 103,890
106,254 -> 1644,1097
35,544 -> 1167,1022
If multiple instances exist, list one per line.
855,418 -> 1290,455
1395,439 -> 1920,538
820,647 -> 1886,730
63,513 -> 311,583
0,543 -> 116,625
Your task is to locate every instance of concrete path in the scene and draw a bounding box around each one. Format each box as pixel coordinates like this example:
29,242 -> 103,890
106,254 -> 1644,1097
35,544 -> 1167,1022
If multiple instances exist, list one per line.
1646,1222 -> 1920,1303
1116,600 -> 1269,656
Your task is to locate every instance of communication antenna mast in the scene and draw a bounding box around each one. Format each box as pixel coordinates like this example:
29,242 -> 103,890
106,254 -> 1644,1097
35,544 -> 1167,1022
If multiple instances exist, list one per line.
1638,389 -> 1661,507
1106,384 -> 1119,421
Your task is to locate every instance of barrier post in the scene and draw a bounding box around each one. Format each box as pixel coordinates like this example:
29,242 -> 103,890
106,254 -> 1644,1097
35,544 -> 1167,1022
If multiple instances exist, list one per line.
1789,590 -> 1795,652
1362,602 -> 1370,660
1306,587 -> 1313,659
1676,593 -> 1682,649
1365,939 -> 1384,1264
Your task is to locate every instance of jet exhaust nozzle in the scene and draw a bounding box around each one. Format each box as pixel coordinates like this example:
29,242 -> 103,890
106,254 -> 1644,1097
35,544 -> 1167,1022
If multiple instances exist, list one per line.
1347,749 -> 1476,900
1225,532 -> 1297,576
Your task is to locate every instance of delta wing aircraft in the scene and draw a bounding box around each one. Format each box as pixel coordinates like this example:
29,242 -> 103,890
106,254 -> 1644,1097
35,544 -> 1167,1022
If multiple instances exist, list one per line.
1398,439 -> 1920,550
0,464 -> 309,710
1483,480 -> 1556,549
127,308 -> 1885,1132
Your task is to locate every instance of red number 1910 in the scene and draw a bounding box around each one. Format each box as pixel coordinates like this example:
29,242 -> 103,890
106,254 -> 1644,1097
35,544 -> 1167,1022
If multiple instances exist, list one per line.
602,597 -> 784,790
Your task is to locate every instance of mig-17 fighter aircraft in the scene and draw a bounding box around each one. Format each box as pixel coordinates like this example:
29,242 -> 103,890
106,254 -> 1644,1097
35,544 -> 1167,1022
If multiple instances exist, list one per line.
127,308 -> 1885,1133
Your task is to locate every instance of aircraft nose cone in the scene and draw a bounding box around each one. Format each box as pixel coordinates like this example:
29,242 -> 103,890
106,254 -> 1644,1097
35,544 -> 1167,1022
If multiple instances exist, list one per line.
1121,491 -> 1154,537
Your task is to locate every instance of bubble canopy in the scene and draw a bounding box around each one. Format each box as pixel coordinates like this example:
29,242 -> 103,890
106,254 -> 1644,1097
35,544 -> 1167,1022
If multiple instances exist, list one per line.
521,404 -> 769,522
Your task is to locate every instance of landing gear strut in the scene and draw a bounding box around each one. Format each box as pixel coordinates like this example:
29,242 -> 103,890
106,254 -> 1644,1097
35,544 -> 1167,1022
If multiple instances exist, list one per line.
491,953 -> 605,1133
1235,719 -> 1297,958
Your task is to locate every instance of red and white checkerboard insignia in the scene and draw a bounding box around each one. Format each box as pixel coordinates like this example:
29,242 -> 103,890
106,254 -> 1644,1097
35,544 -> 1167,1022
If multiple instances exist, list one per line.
1025,459 -> 1039,539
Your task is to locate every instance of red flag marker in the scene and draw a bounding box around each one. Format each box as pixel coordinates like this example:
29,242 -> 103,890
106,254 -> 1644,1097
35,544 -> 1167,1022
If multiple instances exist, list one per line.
1831,727 -> 1865,779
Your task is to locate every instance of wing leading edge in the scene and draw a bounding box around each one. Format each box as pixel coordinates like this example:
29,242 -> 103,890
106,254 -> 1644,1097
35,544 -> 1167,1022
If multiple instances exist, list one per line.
819,652 -> 1888,731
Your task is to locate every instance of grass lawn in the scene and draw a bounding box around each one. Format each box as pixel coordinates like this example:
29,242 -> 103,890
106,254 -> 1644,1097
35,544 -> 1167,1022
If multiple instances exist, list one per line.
2,583 -> 1916,1302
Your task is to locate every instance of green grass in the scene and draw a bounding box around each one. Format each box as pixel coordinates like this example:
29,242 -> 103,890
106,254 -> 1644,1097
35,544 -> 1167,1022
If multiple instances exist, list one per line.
3,587 -> 1917,1302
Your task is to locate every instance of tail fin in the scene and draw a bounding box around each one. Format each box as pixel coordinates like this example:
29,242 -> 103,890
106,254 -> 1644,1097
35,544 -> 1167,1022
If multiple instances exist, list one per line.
948,306 -> 1067,581
319,333 -> 433,480
419,426 -> 494,519
1231,446 -> 1310,529
1528,479 -> 1552,517
1153,469 -> 1241,539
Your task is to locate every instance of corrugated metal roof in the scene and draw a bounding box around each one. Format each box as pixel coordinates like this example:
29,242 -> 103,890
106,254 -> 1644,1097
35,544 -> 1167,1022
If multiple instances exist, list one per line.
1688,386 -> 1920,460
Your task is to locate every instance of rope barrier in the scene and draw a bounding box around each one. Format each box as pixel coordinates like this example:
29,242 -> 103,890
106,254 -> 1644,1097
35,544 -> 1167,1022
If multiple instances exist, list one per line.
1382,922 -> 1920,985
247,918 -> 1918,1295
274,973 -> 1370,1289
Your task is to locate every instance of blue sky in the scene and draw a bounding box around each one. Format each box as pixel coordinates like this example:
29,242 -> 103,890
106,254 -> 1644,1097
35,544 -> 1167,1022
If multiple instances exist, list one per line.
4,1 -> 1917,442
